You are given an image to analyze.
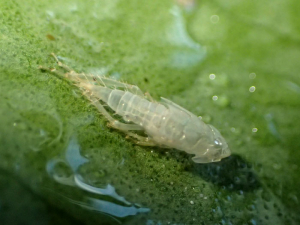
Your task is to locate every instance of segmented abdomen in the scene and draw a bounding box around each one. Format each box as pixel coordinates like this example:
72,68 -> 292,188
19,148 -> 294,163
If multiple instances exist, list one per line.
102,88 -> 199,149
105,90 -> 165,128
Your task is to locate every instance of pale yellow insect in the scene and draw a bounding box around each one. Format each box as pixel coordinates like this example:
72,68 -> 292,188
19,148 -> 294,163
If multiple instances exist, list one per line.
39,53 -> 231,163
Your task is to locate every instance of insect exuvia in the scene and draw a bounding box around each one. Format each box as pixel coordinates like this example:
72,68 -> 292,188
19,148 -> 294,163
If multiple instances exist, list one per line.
39,53 -> 231,163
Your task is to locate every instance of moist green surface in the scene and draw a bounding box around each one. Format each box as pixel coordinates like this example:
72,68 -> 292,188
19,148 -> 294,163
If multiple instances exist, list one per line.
0,0 -> 300,224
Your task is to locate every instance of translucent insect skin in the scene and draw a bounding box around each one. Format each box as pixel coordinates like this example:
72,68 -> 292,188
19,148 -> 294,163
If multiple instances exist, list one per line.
40,54 -> 231,163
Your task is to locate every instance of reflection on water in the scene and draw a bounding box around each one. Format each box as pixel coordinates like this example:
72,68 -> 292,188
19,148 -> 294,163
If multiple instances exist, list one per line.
74,175 -> 131,205
285,81 -> 300,94
1,0 -> 300,223
264,114 -> 282,141
85,197 -> 150,218
65,136 -> 89,172
46,136 -> 150,219
167,5 -> 206,68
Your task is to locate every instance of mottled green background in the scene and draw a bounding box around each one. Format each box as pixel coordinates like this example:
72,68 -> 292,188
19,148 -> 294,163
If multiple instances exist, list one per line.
0,0 -> 300,224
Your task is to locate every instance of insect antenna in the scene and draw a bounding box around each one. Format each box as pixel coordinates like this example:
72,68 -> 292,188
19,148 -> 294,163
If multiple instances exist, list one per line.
51,53 -> 74,73
97,75 -> 107,87
80,72 -> 93,85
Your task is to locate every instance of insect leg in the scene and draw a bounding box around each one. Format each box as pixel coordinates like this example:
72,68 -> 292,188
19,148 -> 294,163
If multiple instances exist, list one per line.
50,53 -> 74,72
108,120 -> 144,131
84,94 -> 144,131
144,92 -> 155,102
91,75 -> 144,96
38,66 -> 68,79
46,53 -> 93,84
49,53 -> 145,97
126,132 -> 157,146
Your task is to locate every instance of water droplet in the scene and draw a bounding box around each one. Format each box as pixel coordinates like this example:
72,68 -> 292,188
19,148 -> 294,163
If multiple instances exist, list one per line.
201,114 -> 211,123
249,73 -> 256,79
210,15 -> 219,23
252,128 -> 258,132
192,186 -> 201,192
216,95 -> 230,107
249,86 -> 256,92
212,95 -> 218,101
209,73 -> 216,80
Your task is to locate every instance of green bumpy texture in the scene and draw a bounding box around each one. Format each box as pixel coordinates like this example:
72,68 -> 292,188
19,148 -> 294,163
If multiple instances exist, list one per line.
0,0 -> 300,224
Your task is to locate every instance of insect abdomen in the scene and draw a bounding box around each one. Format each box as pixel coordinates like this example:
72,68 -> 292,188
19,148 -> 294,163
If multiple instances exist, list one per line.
107,90 -> 127,111
116,91 -> 158,125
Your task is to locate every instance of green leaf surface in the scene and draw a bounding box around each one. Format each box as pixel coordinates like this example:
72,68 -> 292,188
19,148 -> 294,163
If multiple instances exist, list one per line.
0,0 -> 299,224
